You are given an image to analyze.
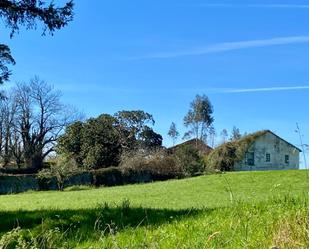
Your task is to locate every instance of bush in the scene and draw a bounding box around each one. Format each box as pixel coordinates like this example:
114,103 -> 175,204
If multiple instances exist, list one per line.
37,155 -> 80,191
120,149 -> 184,181
36,173 -> 58,191
204,142 -> 237,171
92,167 -> 123,186
173,144 -> 204,176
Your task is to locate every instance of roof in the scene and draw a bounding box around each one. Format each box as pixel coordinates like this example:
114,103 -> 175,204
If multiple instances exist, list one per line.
168,139 -> 213,155
239,130 -> 302,152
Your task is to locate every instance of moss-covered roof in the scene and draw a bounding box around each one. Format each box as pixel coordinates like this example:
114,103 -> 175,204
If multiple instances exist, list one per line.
205,130 -> 300,171
168,139 -> 213,155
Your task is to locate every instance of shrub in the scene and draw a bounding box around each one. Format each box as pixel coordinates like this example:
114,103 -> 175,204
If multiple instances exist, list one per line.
120,149 -> 183,181
37,155 -> 79,191
92,167 -> 123,186
204,142 -> 237,171
173,144 -> 204,176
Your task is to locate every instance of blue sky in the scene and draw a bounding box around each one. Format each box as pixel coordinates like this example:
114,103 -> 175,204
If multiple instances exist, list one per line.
1,1 -> 309,167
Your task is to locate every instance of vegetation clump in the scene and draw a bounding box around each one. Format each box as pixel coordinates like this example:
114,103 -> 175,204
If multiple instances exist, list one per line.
205,130 -> 269,171
120,149 -> 184,180
173,144 -> 205,176
37,155 -> 79,191
57,111 -> 162,170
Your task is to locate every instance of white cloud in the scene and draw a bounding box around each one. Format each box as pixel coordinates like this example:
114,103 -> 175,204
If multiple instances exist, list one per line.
222,86 -> 309,93
127,35 -> 309,60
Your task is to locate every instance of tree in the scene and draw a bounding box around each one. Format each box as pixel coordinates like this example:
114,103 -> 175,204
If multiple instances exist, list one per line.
13,77 -> 76,170
58,110 -> 163,169
208,126 -> 216,148
38,154 -> 78,191
0,44 -> 15,85
82,114 -> 123,169
58,114 -> 124,169
0,92 -> 20,166
168,122 -> 179,146
56,121 -> 84,166
139,126 -> 163,149
220,129 -> 228,144
230,126 -> 242,141
114,110 -> 155,149
183,94 -> 214,145
0,0 -> 74,84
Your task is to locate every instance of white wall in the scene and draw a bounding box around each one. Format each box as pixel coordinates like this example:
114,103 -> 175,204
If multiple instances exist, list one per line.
234,132 -> 300,171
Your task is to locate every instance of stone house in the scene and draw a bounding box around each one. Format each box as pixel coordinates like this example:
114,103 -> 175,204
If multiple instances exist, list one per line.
234,130 -> 300,171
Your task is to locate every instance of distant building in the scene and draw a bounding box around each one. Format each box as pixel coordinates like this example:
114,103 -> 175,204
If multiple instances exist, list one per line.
234,130 -> 300,171
168,139 -> 213,156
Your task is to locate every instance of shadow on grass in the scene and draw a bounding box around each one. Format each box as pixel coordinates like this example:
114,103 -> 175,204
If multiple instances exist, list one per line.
0,202 -> 211,242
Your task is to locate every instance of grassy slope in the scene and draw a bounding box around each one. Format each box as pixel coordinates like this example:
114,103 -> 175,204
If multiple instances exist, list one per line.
0,170 -> 308,248
0,170 -> 307,210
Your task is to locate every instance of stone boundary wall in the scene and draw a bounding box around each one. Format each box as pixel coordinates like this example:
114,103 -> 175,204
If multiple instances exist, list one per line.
0,167 -> 181,195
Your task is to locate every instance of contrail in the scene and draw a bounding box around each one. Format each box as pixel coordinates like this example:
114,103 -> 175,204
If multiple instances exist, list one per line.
196,3 -> 309,9
223,86 -> 309,93
127,35 -> 309,60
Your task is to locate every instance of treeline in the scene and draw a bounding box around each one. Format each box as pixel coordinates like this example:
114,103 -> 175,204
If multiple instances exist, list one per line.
1,76 -> 246,181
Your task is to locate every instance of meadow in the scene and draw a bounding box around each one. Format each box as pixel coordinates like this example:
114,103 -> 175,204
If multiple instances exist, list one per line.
0,170 -> 308,248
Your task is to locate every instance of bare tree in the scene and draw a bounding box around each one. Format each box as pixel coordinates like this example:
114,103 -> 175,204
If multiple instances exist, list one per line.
0,94 -> 16,166
13,77 -> 76,170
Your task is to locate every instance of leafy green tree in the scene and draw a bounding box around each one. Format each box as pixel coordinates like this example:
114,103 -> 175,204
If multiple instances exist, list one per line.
114,110 -> 155,149
58,111 -> 163,169
57,121 -> 84,166
0,0 -> 74,84
58,114 -> 124,169
168,122 -> 179,146
0,44 -> 15,85
81,114 -> 122,169
183,94 -> 214,145
139,126 -> 163,149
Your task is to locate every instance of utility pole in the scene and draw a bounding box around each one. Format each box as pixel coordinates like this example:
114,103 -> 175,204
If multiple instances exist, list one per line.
296,123 -> 308,171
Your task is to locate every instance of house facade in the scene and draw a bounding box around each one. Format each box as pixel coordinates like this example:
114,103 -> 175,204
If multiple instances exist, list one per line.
234,131 -> 300,171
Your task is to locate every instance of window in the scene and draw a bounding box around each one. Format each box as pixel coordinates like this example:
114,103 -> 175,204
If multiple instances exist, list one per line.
246,152 -> 255,166
285,155 -> 289,164
266,153 -> 271,162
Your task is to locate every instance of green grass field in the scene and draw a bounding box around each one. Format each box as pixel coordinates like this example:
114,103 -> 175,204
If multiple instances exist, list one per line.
0,170 -> 308,248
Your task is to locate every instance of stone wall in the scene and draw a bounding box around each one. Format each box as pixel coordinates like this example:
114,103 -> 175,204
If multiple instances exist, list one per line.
0,174 -> 39,194
0,167 -> 179,195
